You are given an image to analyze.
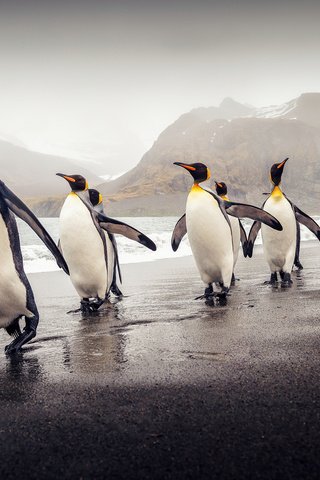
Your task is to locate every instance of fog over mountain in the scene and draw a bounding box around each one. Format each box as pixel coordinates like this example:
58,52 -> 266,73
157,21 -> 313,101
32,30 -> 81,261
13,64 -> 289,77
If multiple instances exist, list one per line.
1,1 -> 319,215
0,0 -> 319,179
0,140 -> 100,197
25,92 -> 320,216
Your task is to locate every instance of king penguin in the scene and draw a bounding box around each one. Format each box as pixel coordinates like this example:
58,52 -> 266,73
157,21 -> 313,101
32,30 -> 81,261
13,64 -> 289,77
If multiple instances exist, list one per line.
57,173 -> 156,313
0,180 -> 69,354
171,162 -> 282,305
88,188 -> 123,298
215,181 -> 247,285
246,158 -> 320,285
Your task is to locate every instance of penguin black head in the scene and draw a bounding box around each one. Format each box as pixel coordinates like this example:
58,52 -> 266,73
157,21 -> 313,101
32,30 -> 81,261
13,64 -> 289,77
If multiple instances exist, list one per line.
215,181 -> 227,196
174,162 -> 210,184
56,173 -> 88,191
88,188 -> 103,207
270,158 -> 288,186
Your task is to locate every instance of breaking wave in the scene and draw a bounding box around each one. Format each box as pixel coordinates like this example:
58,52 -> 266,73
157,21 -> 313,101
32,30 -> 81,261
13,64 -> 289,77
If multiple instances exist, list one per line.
16,216 -> 320,274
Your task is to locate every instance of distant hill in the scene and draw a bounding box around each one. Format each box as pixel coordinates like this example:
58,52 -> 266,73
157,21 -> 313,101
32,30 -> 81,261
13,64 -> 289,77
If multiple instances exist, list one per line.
0,139 -> 100,197
95,92 -> 320,216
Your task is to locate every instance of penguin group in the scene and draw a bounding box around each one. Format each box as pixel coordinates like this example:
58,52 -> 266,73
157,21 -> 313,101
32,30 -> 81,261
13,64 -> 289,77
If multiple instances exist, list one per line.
0,157 -> 319,354
0,174 -> 156,354
56,173 -> 156,313
172,159 -> 320,304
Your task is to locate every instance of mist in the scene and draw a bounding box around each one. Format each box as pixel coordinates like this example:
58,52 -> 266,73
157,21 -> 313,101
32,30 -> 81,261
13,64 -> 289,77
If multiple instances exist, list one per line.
0,0 -> 319,175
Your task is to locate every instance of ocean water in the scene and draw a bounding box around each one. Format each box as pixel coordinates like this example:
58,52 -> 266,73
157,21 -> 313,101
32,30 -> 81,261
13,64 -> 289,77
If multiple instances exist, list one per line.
17,216 -> 320,273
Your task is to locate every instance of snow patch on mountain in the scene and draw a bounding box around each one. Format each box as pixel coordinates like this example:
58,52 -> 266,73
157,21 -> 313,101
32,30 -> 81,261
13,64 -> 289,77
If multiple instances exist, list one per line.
254,100 -> 297,119
100,171 -> 127,182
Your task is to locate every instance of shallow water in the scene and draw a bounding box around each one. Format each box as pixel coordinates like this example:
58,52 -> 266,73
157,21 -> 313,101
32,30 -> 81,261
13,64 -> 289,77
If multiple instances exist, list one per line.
17,215 -> 320,272
1,243 -> 320,388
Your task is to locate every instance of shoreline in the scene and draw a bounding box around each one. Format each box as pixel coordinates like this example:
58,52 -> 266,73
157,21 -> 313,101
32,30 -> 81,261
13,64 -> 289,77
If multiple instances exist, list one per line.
0,242 -> 320,478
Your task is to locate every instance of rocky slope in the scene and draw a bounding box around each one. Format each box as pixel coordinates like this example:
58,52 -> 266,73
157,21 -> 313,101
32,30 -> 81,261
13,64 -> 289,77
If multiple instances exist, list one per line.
97,93 -> 320,216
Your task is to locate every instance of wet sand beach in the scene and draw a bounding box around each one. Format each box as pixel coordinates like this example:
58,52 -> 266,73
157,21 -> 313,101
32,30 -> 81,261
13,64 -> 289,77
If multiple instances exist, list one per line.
1,243 -> 320,479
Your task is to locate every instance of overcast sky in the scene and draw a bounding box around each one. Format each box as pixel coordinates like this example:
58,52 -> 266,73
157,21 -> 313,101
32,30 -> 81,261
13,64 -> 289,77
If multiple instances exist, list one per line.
0,0 -> 319,173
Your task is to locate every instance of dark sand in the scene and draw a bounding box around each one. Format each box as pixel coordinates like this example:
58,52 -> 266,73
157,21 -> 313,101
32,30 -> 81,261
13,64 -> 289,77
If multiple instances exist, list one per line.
1,243 -> 320,479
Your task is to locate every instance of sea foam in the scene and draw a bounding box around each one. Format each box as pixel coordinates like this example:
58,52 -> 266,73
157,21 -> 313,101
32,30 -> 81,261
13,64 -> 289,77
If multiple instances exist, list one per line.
16,216 -> 320,274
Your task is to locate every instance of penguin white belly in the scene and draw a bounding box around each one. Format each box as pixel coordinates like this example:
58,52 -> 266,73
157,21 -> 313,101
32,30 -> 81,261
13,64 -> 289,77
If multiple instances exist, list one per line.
59,194 -> 107,299
229,215 -> 240,270
261,193 -> 296,273
186,187 -> 233,286
0,215 -> 31,328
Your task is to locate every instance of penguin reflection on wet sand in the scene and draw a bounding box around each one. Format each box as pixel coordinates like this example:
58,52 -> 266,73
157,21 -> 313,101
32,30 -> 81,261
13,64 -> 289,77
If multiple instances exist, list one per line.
0,180 -> 69,354
171,162 -> 282,306
247,158 -> 320,286
88,188 -> 123,298
57,174 -> 156,313
215,181 -> 247,285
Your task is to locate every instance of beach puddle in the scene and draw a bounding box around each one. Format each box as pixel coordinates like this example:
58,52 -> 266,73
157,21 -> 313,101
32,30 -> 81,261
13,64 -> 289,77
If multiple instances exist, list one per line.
183,350 -> 227,362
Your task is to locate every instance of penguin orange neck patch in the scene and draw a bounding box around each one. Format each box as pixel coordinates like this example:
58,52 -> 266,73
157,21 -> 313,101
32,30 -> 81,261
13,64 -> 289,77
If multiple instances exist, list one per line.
271,185 -> 283,199
190,184 -> 204,196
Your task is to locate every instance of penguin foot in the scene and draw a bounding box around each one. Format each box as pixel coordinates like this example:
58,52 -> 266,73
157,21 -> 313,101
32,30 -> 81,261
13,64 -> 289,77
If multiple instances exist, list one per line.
195,293 -> 215,306
217,291 -> 228,306
5,318 -> 37,355
196,285 -> 229,306
281,273 -> 293,288
205,295 -> 215,307
195,285 -> 214,304
267,273 -> 278,285
80,298 -> 105,314
195,293 -> 214,300
294,261 -> 304,270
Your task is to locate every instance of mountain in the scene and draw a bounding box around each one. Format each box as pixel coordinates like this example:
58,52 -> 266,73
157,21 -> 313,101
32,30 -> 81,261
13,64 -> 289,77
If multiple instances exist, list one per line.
255,92 -> 320,129
0,139 -> 100,197
95,93 -> 320,216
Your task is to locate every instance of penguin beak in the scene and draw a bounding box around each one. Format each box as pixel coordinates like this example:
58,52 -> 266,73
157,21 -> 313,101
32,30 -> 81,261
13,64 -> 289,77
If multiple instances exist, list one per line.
173,162 -> 196,171
56,173 -> 76,183
277,158 -> 288,170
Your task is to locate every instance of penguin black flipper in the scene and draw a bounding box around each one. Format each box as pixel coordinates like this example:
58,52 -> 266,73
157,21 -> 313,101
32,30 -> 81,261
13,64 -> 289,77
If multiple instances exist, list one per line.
0,181 -> 69,274
110,235 -> 123,296
294,205 -> 320,240
246,221 -> 261,258
98,213 -> 157,251
294,220 -> 303,269
109,232 -> 122,284
239,220 -> 248,257
171,213 -> 187,251
57,239 -> 63,254
223,200 -> 283,231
